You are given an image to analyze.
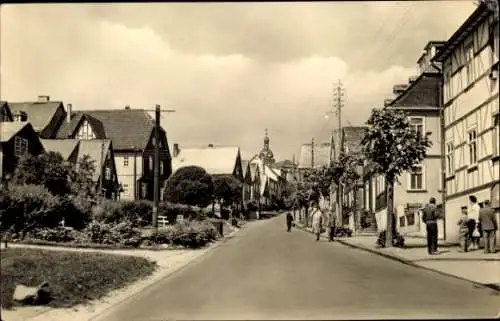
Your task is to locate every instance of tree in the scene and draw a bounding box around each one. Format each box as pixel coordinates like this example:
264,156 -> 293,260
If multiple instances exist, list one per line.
212,175 -> 243,212
12,152 -> 72,196
361,108 -> 432,247
69,155 -> 98,199
163,166 -> 214,208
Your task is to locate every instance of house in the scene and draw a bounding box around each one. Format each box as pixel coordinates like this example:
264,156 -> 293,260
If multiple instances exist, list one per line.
0,102 -> 13,122
297,141 -> 332,182
249,131 -> 285,207
54,106 -> 172,201
329,126 -> 368,231
432,3 -> 499,243
40,139 -> 120,199
363,42 -> 445,238
8,96 -> 66,138
249,163 -> 262,204
0,122 -> 45,180
275,159 -> 298,183
241,160 -> 252,203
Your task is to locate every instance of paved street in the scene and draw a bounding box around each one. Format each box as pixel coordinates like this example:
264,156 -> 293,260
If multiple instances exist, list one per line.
94,216 -> 500,320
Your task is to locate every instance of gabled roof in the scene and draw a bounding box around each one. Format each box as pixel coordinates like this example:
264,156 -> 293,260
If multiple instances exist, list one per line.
275,159 -> 297,169
172,146 -> 240,175
77,139 -> 112,181
40,139 -> 80,160
55,109 -> 155,150
433,4 -> 491,63
298,142 -> 331,169
0,121 -> 34,142
8,101 -> 63,132
334,126 -> 368,155
386,73 -> 441,109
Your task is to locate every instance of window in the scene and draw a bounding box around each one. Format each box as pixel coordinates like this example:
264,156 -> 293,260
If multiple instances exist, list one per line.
446,142 -> 455,175
408,165 -> 425,191
494,114 -> 500,158
492,22 -> 499,64
75,120 -> 96,140
141,183 -> 148,199
465,39 -> 475,85
14,136 -> 28,157
409,117 -> 425,136
149,157 -> 153,171
105,168 -> 111,180
123,156 -> 129,167
122,184 -> 129,196
160,161 -> 164,175
468,128 -> 478,165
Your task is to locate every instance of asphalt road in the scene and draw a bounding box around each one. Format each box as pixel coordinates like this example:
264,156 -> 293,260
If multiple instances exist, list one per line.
94,215 -> 500,320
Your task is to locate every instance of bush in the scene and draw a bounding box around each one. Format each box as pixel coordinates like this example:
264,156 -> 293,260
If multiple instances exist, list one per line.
334,227 -> 353,237
24,227 -> 78,243
245,200 -> 258,212
147,219 -> 219,248
78,221 -> 143,247
120,200 -> 153,227
91,199 -> 123,224
376,230 -> 405,248
0,185 -> 66,234
158,202 -> 201,224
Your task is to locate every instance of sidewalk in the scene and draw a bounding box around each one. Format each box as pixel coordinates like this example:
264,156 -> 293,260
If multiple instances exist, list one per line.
1,223 -> 245,321
295,223 -> 500,292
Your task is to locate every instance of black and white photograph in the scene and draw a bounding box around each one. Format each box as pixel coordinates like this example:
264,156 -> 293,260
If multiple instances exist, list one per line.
0,1 -> 499,320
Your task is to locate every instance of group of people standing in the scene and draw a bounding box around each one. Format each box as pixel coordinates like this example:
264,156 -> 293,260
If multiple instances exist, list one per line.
421,195 -> 498,255
457,195 -> 498,254
285,199 -> 338,242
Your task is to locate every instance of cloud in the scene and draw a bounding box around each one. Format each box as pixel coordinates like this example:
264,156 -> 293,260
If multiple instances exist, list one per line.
1,3 -> 476,160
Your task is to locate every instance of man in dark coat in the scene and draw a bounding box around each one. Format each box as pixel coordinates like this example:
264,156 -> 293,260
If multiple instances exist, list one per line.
422,197 -> 439,255
479,200 -> 498,254
286,212 -> 294,232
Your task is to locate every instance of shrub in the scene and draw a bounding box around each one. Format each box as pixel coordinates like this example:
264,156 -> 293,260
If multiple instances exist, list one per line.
334,227 -> 353,237
25,227 -> 78,243
78,221 -> 143,248
376,230 -> 405,248
245,200 -> 258,212
146,219 -> 219,248
158,202 -> 201,224
120,200 -> 153,227
91,199 -> 123,224
0,185 -> 65,234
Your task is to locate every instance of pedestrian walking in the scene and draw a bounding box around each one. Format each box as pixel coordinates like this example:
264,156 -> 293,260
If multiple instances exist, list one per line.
422,197 -> 439,255
457,206 -> 470,252
286,212 -> 294,232
468,195 -> 481,250
328,210 -> 337,242
310,200 -> 323,241
479,200 -> 498,254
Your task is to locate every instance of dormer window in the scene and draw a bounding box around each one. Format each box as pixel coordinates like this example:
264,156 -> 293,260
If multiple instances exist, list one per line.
75,119 -> 96,140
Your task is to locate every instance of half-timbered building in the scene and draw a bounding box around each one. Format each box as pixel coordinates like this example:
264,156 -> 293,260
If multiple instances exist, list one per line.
433,3 -> 499,243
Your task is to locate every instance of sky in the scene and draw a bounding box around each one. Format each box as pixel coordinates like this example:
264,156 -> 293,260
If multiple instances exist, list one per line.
0,2 -> 477,161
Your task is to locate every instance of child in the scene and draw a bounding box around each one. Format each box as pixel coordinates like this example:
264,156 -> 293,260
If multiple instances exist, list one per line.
457,206 -> 469,252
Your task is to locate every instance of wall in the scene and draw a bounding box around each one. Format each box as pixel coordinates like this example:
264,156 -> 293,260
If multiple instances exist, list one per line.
115,152 -> 143,200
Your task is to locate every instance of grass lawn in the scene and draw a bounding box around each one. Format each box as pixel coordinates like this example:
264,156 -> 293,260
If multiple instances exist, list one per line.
0,248 -> 157,309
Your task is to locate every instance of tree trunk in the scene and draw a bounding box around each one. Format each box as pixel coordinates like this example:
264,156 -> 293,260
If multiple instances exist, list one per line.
304,207 -> 309,227
385,176 -> 395,247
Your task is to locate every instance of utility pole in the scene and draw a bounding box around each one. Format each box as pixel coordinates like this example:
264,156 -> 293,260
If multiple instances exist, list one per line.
144,105 -> 176,242
311,138 -> 315,168
334,80 -> 345,227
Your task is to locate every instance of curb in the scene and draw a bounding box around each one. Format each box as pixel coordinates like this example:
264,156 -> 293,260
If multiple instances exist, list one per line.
295,224 -> 500,293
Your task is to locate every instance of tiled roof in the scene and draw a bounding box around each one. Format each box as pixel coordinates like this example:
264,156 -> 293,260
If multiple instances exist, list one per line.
40,139 -> 80,160
172,146 -> 240,175
9,101 -> 62,132
55,109 -> 154,151
0,122 -> 32,142
298,142 -> 331,169
334,126 -> 368,155
77,139 -> 112,181
387,73 -> 441,109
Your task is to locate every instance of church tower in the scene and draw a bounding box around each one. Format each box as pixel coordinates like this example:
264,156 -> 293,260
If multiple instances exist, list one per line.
258,128 -> 275,164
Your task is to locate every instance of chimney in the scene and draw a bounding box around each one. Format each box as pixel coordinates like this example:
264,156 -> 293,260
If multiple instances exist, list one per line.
173,143 -> 180,157
125,105 -> 130,110
393,84 -> 408,96
208,144 -> 214,148
66,104 -> 72,123
37,95 -> 50,102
